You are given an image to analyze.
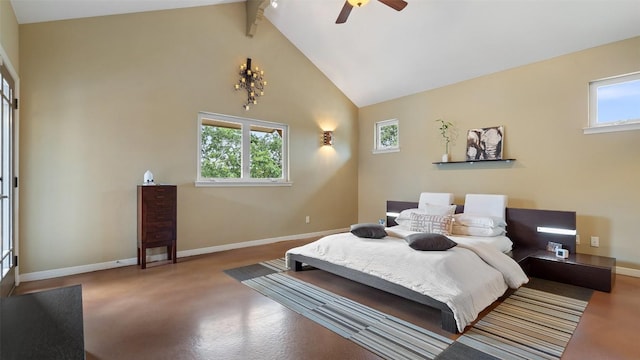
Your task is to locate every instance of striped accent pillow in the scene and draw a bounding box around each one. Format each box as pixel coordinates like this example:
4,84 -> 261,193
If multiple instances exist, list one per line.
409,213 -> 453,235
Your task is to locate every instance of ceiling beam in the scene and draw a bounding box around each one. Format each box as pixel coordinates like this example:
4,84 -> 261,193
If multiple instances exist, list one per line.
246,0 -> 270,37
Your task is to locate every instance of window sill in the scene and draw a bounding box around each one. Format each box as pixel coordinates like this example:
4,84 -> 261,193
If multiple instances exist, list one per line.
195,180 -> 293,187
372,147 -> 400,155
583,122 -> 640,134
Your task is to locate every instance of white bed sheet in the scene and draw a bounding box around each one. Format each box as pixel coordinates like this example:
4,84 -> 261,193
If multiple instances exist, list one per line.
285,230 -> 527,332
387,227 -> 513,253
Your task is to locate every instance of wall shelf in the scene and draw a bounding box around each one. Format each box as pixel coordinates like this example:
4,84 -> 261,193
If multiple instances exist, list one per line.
433,158 -> 516,165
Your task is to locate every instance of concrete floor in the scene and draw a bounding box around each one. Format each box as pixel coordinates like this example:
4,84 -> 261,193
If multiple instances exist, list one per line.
15,238 -> 640,359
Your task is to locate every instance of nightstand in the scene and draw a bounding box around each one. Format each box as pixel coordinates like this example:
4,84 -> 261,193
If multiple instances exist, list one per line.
522,250 -> 615,292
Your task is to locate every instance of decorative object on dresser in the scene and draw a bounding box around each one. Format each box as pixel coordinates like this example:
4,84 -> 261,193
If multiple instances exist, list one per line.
137,185 -> 177,269
143,170 -> 154,185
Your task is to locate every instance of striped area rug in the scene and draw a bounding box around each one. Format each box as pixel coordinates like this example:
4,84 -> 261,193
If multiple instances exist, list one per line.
454,286 -> 590,360
244,272 -> 452,360
226,260 -> 591,360
259,258 -> 288,272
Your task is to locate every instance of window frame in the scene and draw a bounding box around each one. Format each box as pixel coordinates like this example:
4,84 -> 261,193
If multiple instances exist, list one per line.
586,71 -> 640,134
372,118 -> 400,154
196,112 -> 291,187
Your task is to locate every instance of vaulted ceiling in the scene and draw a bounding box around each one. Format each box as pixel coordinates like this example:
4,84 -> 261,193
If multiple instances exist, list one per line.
10,0 -> 640,107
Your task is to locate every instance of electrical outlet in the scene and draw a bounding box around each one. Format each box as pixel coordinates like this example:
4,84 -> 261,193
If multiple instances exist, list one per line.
575,234 -> 580,245
305,215 -> 310,224
590,236 -> 599,247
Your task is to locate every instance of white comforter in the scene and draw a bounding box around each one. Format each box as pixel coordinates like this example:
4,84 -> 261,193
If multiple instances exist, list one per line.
285,229 -> 528,332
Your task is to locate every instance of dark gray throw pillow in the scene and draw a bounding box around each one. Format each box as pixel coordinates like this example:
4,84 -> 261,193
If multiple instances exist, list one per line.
405,233 -> 457,251
350,223 -> 387,239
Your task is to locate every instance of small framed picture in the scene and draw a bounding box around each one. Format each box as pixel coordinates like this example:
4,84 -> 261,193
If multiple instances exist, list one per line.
466,125 -> 504,161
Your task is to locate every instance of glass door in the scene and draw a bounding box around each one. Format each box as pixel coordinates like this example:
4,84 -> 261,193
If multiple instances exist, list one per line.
0,63 -> 15,298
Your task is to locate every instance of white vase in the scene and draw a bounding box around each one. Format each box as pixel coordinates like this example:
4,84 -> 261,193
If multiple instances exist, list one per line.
441,153 -> 450,162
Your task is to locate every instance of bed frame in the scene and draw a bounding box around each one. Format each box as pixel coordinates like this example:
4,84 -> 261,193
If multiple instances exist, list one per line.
288,200 -> 576,333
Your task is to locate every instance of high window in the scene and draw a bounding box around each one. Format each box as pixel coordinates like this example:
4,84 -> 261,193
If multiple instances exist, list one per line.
587,72 -> 640,134
373,119 -> 399,153
197,112 -> 289,186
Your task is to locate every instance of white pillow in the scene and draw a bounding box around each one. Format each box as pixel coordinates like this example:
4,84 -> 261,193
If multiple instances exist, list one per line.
452,225 -> 505,237
423,203 -> 456,216
396,205 -> 456,228
418,192 -> 454,208
463,194 -> 507,219
395,208 -> 422,228
453,214 -> 506,228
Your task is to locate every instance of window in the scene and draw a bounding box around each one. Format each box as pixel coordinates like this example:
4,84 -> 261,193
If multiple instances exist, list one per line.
197,112 -> 290,186
373,119 -> 399,153
587,71 -> 640,134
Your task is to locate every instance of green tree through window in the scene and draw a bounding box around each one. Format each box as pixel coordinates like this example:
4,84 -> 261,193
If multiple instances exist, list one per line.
197,112 -> 289,185
380,124 -> 398,147
250,129 -> 282,178
200,126 -> 241,178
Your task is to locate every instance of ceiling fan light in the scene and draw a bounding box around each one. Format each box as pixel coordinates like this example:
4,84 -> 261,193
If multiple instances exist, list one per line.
347,0 -> 370,7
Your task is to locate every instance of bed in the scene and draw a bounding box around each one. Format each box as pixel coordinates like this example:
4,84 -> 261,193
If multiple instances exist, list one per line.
286,193 -> 577,333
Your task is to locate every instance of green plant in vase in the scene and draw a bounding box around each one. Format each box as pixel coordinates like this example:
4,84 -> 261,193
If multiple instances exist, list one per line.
436,119 -> 454,162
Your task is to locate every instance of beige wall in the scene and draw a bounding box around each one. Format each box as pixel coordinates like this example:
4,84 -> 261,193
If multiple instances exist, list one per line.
0,0 -> 19,70
19,3 -> 359,273
359,36 -> 640,270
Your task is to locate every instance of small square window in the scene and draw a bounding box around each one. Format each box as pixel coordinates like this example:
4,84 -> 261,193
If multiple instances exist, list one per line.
373,119 -> 399,154
586,72 -> 640,134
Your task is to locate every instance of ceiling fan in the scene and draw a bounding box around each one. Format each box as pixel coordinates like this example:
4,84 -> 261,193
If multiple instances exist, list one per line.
336,0 -> 408,24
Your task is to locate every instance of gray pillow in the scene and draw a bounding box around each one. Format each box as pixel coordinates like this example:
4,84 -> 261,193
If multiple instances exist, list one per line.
405,233 -> 457,251
350,223 -> 387,239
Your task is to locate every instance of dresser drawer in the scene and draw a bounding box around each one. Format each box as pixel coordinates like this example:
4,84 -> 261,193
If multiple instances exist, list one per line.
143,197 -> 175,207
143,221 -> 175,232
144,186 -> 175,194
143,211 -> 175,222
143,230 -> 174,243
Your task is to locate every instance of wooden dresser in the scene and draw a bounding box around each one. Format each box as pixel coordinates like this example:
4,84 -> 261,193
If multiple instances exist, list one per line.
137,185 -> 177,269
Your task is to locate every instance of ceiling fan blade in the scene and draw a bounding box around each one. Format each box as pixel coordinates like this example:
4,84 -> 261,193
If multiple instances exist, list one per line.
336,1 -> 353,24
378,0 -> 407,11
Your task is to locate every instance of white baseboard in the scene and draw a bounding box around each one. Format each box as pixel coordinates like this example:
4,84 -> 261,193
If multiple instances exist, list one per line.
18,228 -> 347,283
616,266 -> 640,278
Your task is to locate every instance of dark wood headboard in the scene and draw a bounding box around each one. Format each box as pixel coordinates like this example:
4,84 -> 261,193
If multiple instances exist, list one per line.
386,201 -> 576,253
505,208 -> 576,253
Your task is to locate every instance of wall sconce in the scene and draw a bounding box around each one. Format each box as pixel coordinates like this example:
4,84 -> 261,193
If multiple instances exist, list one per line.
322,131 -> 334,146
234,58 -> 266,111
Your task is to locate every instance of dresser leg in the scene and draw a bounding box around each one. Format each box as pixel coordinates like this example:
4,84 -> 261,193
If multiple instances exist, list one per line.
173,242 -> 177,264
141,246 -> 146,269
